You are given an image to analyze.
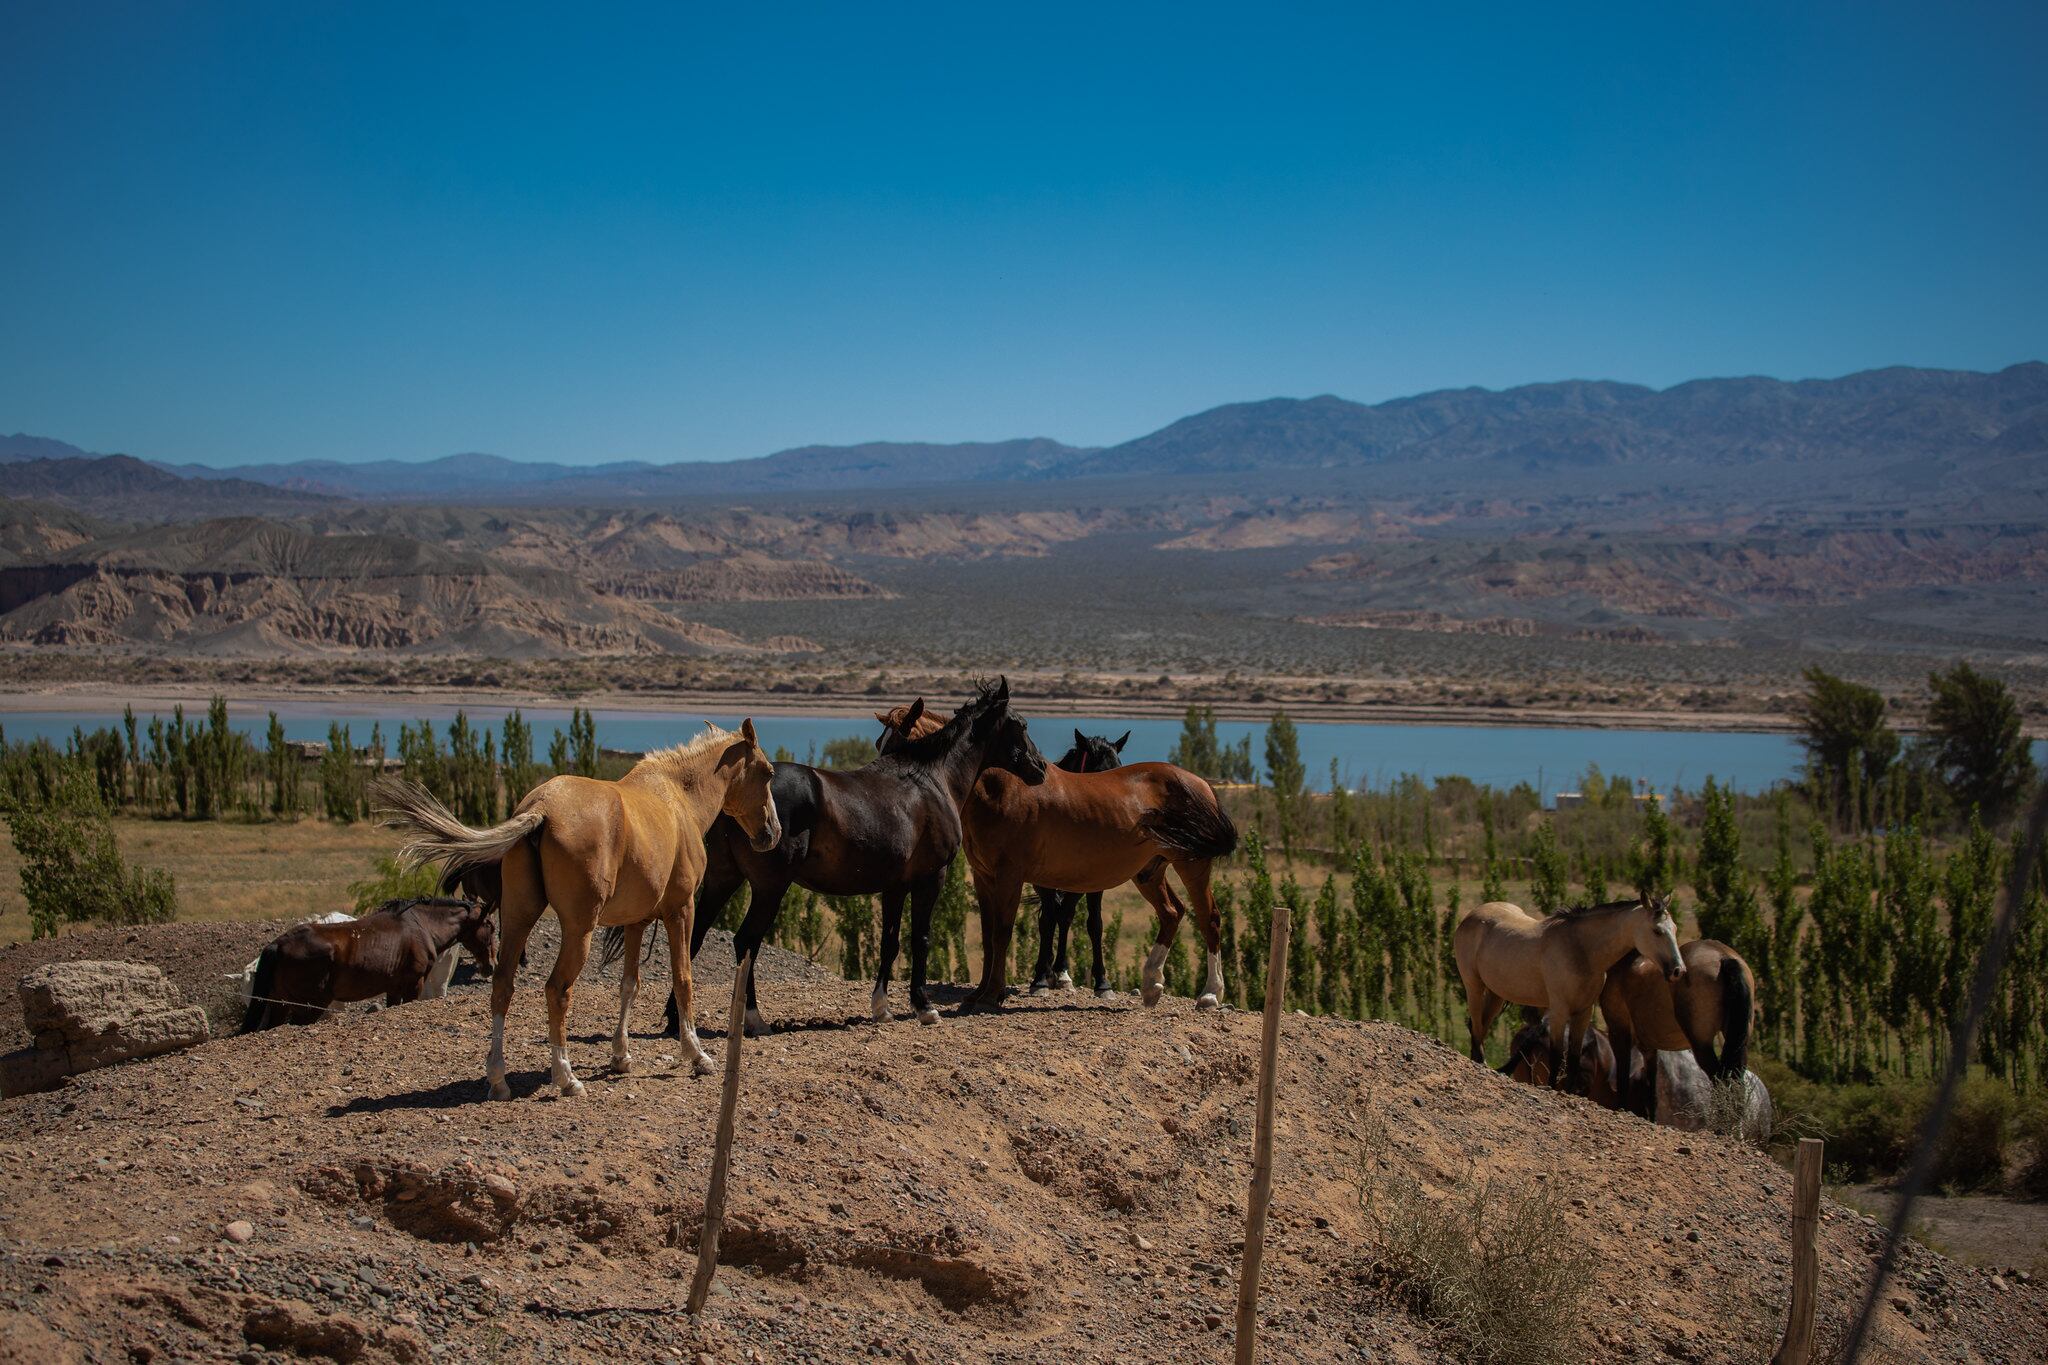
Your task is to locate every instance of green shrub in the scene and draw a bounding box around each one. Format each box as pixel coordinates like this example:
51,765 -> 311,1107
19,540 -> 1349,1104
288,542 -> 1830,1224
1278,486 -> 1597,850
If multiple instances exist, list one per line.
1927,1078 -> 2014,1193
3,769 -> 177,938
2015,1100 -> 2048,1200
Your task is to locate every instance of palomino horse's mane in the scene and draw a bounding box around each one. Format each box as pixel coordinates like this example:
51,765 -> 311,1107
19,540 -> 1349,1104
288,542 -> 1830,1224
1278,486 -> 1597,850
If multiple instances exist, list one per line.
1553,896 -> 1660,920
637,723 -> 738,772
874,701 -> 949,742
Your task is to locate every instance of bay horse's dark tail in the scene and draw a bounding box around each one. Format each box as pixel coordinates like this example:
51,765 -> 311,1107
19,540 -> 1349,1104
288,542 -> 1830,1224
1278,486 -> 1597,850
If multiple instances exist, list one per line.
241,946 -> 281,1034
1717,961 -> 1753,1080
1140,780 -> 1239,859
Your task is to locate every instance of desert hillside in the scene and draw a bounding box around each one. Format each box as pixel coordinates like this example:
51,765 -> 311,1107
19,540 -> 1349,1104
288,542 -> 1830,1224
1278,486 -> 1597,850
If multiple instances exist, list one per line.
0,926 -> 2040,1364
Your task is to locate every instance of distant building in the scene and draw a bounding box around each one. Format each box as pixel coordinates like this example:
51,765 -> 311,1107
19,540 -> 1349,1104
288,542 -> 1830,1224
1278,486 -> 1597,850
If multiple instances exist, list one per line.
1554,791 -> 1585,810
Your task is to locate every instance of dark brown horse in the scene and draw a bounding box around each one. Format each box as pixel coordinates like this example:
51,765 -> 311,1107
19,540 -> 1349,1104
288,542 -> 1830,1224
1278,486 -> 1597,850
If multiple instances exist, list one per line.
1499,1014 -> 1624,1110
1601,937 -> 1756,1117
609,680 -> 1041,1035
880,703 -> 1237,1011
240,897 -> 499,1031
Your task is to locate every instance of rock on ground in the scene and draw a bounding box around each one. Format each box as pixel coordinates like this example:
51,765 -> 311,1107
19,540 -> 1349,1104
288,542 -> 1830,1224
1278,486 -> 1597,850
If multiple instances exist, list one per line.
2,960 -> 208,1096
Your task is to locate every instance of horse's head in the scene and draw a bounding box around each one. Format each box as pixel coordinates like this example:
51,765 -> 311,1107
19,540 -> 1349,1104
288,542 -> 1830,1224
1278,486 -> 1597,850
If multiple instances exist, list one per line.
1058,728 -> 1128,775
1633,894 -> 1685,982
458,900 -> 500,979
966,677 -> 1046,783
718,718 -> 782,851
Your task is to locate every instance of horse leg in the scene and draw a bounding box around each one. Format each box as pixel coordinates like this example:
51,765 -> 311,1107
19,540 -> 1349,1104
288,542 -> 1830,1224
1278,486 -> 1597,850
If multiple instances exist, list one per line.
1131,860 -> 1181,1007
1052,893 -> 1076,990
907,875 -> 941,1025
1085,892 -> 1113,997
1173,859 -> 1226,1009
1468,989 -> 1505,1064
545,920 -> 595,1098
1029,891 -> 1061,995
612,921 -> 645,1072
964,874 -> 1023,1012
731,877 -> 787,1038
665,905 -> 715,1075
872,887 -> 906,1022
488,842 -> 546,1102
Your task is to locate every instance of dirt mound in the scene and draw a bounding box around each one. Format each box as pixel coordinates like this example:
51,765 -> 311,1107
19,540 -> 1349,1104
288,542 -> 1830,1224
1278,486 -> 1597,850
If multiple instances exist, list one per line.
0,921 -> 2041,1363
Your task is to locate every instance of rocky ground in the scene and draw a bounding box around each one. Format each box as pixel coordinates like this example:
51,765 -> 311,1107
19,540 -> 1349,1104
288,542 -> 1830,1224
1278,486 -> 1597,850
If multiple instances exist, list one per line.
0,924 -> 2043,1364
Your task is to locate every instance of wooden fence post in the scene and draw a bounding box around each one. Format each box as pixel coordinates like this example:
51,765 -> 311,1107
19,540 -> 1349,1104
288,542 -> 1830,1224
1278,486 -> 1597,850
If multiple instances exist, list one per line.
1235,899 -> 1292,1365
1772,1137 -> 1824,1365
687,953 -> 752,1314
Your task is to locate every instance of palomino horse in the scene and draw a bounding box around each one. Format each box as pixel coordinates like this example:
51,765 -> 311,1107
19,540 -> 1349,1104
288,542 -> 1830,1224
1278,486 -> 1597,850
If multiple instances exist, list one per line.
1601,937 -> 1756,1118
877,705 -> 1131,998
1453,896 -> 1684,1092
608,680 -> 1038,1034
882,703 -> 1237,1012
1498,1014 -> 1623,1110
378,720 -> 779,1099
240,896 -> 498,1031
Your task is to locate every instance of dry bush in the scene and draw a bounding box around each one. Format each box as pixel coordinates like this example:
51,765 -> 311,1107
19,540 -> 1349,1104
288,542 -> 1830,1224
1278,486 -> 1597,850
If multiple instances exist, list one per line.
1352,1101 -> 1593,1365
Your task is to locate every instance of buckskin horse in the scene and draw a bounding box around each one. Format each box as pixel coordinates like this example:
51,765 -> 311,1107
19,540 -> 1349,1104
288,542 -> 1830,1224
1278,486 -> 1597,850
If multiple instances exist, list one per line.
611,679 -> 1040,1036
1600,937 -> 1756,1118
240,896 -> 499,1031
1453,895 -> 1685,1093
377,720 -> 780,1099
881,702 -> 1237,1012
877,705 -> 1131,998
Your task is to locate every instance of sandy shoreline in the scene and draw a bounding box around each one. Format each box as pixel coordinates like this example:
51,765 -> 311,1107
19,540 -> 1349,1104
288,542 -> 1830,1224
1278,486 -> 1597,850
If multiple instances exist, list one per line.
0,679 -> 1822,734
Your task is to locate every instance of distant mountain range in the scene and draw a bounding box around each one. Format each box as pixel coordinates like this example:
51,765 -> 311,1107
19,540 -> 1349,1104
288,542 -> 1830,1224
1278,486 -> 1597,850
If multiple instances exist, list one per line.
5,362 -> 2043,507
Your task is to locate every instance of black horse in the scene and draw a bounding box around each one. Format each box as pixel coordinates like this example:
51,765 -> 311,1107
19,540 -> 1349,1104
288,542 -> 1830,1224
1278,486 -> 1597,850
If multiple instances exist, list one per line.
1026,729 -> 1129,997
604,679 -> 1042,1036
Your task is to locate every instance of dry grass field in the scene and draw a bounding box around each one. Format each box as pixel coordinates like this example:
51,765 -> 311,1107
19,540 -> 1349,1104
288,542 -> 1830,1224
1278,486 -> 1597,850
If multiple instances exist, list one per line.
0,816 -> 395,944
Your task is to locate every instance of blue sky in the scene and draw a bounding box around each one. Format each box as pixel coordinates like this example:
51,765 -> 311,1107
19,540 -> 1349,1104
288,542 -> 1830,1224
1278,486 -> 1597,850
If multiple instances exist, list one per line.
3,2 -> 2044,467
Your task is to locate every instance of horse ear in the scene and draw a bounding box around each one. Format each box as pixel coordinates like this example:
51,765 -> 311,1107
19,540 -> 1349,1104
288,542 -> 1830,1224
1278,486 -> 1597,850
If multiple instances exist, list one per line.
1074,728 -> 1088,751
905,698 -> 925,731
873,710 -> 891,726
1113,731 -> 1131,751
740,718 -> 759,745
994,675 -> 1009,702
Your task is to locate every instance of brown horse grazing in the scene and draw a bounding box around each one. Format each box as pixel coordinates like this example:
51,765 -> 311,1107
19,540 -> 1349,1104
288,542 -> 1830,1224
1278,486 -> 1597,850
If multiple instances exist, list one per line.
240,897 -> 499,1032
882,704 -> 1238,1011
1453,896 -> 1684,1092
1601,937 -> 1756,1117
377,720 -> 779,1100
1498,1014 -> 1624,1110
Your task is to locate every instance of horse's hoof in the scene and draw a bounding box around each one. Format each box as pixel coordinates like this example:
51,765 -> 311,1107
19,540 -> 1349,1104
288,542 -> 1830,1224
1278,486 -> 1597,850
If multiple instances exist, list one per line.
1029,983 -> 1051,997
743,1012 -> 773,1039
870,998 -> 890,1023
1196,993 -> 1220,1010
1055,972 -> 1075,991
1141,983 -> 1165,1007
559,1078 -> 586,1098
917,1008 -> 940,1026
488,1078 -> 512,1102
1096,987 -> 1119,1000
612,1053 -> 632,1073
693,1053 -> 717,1076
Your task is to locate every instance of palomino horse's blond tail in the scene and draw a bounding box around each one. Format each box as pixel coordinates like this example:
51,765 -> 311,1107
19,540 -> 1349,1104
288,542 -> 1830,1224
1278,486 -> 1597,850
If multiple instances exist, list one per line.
373,777 -> 544,873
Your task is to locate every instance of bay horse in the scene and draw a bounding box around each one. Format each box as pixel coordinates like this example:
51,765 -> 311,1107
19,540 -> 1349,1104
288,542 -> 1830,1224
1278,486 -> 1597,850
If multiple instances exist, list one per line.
239,896 -> 498,1032
1600,937 -> 1756,1118
611,679 -> 1041,1035
877,705 -> 1131,997
881,703 -> 1237,1012
1453,896 -> 1684,1093
1498,1014 -> 1623,1110
377,720 -> 779,1099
